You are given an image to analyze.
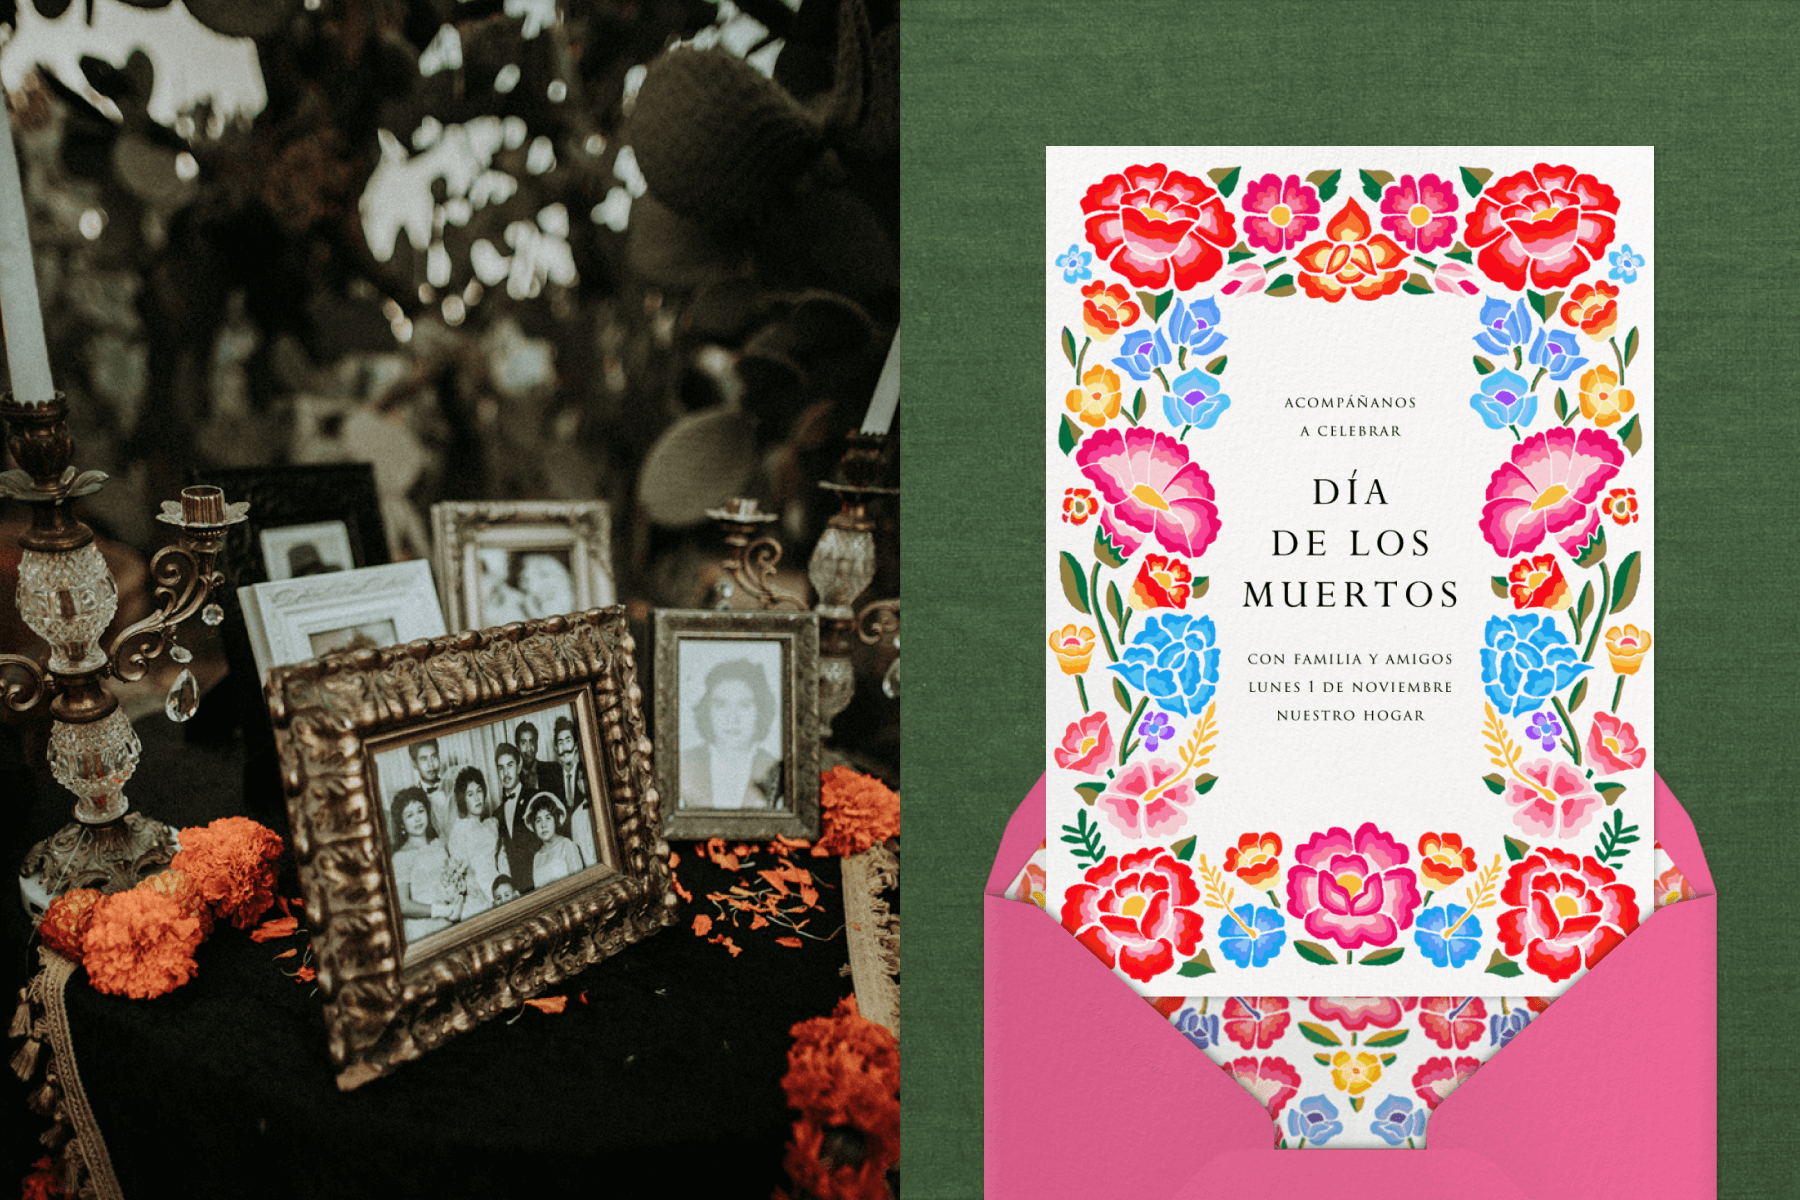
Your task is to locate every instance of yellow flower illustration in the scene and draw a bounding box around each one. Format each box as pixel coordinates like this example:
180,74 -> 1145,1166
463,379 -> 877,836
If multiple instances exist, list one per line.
1605,624 -> 1652,675
1330,1050 -> 1383,1096
1065,365 -> 1123,428
1048,624 -> 1097,675
1577,364 -> 1635,428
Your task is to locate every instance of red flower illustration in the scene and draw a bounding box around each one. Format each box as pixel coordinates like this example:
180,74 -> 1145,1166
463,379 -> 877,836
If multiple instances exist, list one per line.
1378,172 -> 1460,253
1413,1055 -> 1481,1110
1224,1056 -> 1303,1119
1080,164 -> 1237,290
1561,280 -> 1621,340
1294,198 -> 1408,303
1463,163 -> 1620,290
1061,487 -> 1098,525
1145,995 -> 1185,1018
1585,711 -> 1647,776
1417,832 -> 1479,887
1053,711 -> 1115,775
1417,996 -> 1488,1050
1080,280 -> 1141,341
1222,831 -> 1282,886
1221,996 -> 1291,1050
1507,553 -> 1573,611
1600,487 -> 1639,525
1307,996 -> 1411,1031
1128,553 -> 1193,610
1060,847 -> 1204,982
1497,847 -> 1640,983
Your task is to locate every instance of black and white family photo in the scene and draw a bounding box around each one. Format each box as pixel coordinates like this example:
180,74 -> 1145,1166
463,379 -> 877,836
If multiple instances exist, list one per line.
676,639 -> 786,811
476,547 -> 578,624
371,699 -> 607,952
259,520 -> 356,581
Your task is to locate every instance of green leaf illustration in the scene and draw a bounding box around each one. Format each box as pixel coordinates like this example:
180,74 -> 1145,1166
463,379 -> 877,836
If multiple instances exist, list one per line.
1490,575 -> 1509,599
1554,387 -> 1569,422
1306,168 -> 1341,201
1073,782 -> 1104,806
1504,836 -> 1530,862
1610,551 -> 1642,614
1482,773 -> 1507,795
1227,242 -> 1255,264
1106,580 -> 1126,628
1061,326 -> 1077,368
1132,388 -> 1146,423
1527,290 -> 1551,323
1575,582 -> 1594,628
1177,949 -> 1216,977
1595,782 -> 1626,805
1298,1021 -> 1344,1047
1191,576 -> 1210,600
1618,414 -> 1643,455
1623,326 -> 1639,368
1401,273 -> 1432,295
1193,774 -> 1218,795
1568,678 -> 1588,713
1378,1054 -> 1397,1067
1059,551 -> 1090,615
1473,355 -> 1496,375
1313,1053 -> 1333,1067
1205,355 -> 1228,376
1294,940 -> 1338,966
1446,241 -> 1474,264
1349,1094 -> 1365,1113
1060,808 -> 1107,865
1058,415 -> 1081,455
1358,948 -> 1405,967
1148,290 -> 1173,322
1172,836 -> 1196,862
1485,952 -> 1524,977
1113,678 -> 1133,713
1594,808 -> 1641,863
1208,166 -> 1241,198
1094,525 -> 1129,569
1265,274 -> 1296,297
1460,167 -> 1492,196
1364,1028 -> 1409,1047
1358,168 -> 1393,200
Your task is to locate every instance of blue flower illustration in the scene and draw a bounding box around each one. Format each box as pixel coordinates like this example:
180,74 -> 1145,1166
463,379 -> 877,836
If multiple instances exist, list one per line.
1166,296 -> 1226,358
1474,296 -> 1534,356
1109,613 -> 1220,719
1286,1095 -> 1343,1146
1480,613 -> 1592,718
1138,710 -> 1175,752
1607,244 -> 1644,284
1113,328 -> 1174,382
1490,1009 -> 1532,1048
1217,904 -> 1287,968
1162,368 -> 1232,432
1524,709 -> 1563,751
1055,244 -> 1093,283
1174,1007 -> 1220,1051
1469,368 -> 1535,430
1413,904 -> 1484,968
1370,1095 -> 1427,1146
1526,327 -> 1589,382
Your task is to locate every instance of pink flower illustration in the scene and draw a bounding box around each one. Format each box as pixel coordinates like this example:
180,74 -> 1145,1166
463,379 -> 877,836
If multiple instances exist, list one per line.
1221,996 -> 1292,1050
1053,712 -> 1115,775
1413,1055 -> 1481,1110
1463,163 -> 1620,291
1556,508 -> 1604,559
1434,259 -> 1482,296
1075,425 -> 1222,559
1417,996 -> 1488,1050
1503,757 -> 1604,839
1060,847 -> 1205,982
1095,756 -> 1200,839
1080,164 -> 1238,290
1217,260 -> 1269,296
1497,847 -> 1639,983
1307,996 -> 1412,1031
1378,173 -> 1460,253
1284,823 -> 1423,950
1585,711 -> 1647,776
1224,1055 -> 1303,1119
1239,172 -> 1322,253
1479,426 -> 1624,557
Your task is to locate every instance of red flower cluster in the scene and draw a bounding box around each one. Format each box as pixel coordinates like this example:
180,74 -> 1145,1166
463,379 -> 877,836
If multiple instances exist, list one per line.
814,766 -> 900,858
37,888 -> 103,960
172,816 -> 285,930
81,889 -> 203,999
779,996 -> 900,1200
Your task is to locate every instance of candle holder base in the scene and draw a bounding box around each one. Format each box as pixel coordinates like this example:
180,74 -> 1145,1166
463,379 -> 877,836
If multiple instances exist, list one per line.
17,813 -> 179,920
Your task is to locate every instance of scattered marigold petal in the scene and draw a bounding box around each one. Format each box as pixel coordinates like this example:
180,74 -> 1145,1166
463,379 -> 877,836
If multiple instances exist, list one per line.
296,965 -> 316,983
668,850 -> 681,868
800,886 -> 819,908
524,996 -> 569,1014
776,937 -> 803,948
759,869 -> 791,895
274,948 -> 297,959
672,879 -> 693,902
692,914 -> 713,937
750,914 -> 769,930
249,915 -> 300,943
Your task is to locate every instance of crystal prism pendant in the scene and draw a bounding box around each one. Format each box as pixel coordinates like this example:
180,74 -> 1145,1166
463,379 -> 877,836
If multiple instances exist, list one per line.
882,656 -> 900,699
201,602 -> 224,626
169,642 -> 193,664
164,668 -> 199,722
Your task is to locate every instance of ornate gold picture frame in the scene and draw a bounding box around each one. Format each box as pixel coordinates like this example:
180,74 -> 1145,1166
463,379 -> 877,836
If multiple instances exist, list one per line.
653,608 -> 821,842
267,608 -> 676,1089
430,500 -> 615,631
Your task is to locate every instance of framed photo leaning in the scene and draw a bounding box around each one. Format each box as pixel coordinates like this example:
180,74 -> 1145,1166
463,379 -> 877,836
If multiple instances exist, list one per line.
238,560 -> 446,683
267,608 -> 677,1089
431,500 -> 615,631
653,608 -> 821,841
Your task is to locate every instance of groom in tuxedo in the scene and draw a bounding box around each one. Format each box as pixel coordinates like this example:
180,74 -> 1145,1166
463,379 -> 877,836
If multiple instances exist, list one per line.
492,742 -> 539,892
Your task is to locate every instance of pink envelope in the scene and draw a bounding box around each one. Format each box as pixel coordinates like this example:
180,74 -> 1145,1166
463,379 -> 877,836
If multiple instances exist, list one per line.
985,773 -> 1715,1196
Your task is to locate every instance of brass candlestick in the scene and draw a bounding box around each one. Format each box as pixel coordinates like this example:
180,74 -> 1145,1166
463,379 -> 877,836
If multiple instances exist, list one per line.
1,393 -> 247,916
706,496 -> 807,611
808,433 -> 898,735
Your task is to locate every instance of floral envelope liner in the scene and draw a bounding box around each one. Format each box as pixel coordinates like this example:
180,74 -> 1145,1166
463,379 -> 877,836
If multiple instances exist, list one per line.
1005,837 -> 1698,1149
1047,154 -> 1653,993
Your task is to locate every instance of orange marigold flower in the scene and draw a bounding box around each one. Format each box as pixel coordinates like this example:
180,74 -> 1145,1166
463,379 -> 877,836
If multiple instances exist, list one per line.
1223,832 -> 1282,885
138,867 -> 215,938
781,996 -> 899,1200
21,1156 -> 62,1200
172,817 -> 284,930
81,888 -> 202,999
814,766 -> 900,858
1560,281 -> 1620,341
1418,832 -> 1479,886
1080,280 -> 1141,341
38,887 -> 104,960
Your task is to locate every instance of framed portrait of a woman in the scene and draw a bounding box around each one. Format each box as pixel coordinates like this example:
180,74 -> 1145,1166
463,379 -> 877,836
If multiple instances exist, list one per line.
653,609 -> 821,841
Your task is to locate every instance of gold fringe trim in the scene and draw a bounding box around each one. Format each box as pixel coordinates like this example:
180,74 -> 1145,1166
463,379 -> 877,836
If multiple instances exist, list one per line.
13,950 -> 125,1200
840,843 -> 899,1038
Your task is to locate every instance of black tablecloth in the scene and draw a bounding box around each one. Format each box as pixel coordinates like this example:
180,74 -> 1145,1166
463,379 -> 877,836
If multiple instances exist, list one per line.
4,705 -> 854,1199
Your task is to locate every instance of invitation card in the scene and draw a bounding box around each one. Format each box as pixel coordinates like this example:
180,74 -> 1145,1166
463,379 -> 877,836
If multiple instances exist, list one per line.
1045,147 -> 1654,994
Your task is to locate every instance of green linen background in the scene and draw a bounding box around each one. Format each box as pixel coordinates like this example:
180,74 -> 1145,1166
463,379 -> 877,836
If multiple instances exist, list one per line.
901,2 -> 1798,1195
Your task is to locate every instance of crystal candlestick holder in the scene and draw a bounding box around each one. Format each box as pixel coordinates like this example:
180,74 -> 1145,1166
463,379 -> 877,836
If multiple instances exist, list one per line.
1,394 -> 247,915
809,433 -> 898,736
